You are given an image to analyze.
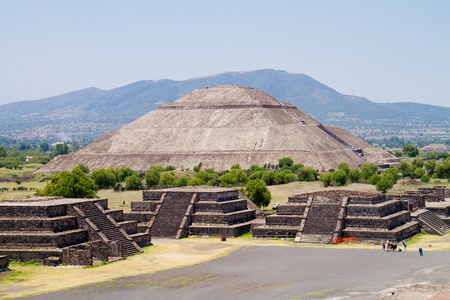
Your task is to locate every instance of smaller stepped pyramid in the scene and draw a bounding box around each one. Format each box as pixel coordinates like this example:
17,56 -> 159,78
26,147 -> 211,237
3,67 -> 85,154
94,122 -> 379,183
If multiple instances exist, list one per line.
0,197 -> 151,265
124,186 -> 258,238
253,190 -> 420,243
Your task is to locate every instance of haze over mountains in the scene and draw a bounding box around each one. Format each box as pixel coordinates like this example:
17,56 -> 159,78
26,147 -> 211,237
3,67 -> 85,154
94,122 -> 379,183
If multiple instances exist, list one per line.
1,69 -> 448,141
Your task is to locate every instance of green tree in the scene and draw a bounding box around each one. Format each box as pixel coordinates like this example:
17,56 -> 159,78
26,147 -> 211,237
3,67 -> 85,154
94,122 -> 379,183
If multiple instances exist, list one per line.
188,177 -> 204,186
118,167 -> 138,182
413,167 -> 425,179
245,179 -> 271,208
77,163 -> 89,174
35,166 -> 98,198
411,158 -> 424,168
320,172 -> 332,187
421,175 -> 430,183
125,175 -> 143,190
231,163 -> 242,170
219,168 -> 248,186
348,169 -> 360,183
360,163 -> 378,180
159,172 -> 175,185
91,168 -> 117,189
368,173 -> 382,185
278,157 -> 294,168
261,171 -> 276,186
54,142 -> 70,157
394,152 -> 403,158
0,146 -> 7,158
376,177 -> 394,193
176,177 -> 189,187
145,170 -> 160,188
338,162 -> 351,175
425,160 -> 437,175
332,169 -> 347,186
383,167 -> 399,183
435,159 -> 450,179
403,144 -> 419,157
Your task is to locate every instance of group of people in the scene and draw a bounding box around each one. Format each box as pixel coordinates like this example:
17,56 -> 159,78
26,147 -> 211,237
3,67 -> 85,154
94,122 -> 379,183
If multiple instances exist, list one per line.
382,240 -> 407,252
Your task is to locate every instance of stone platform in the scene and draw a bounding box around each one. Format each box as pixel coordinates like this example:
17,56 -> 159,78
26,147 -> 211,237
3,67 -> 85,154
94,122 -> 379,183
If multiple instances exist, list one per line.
0,197 -> 151,265
253,190 -> 420,243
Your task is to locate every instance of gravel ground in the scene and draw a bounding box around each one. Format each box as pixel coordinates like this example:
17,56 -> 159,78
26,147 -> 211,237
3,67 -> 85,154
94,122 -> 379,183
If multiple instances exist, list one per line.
22,246 -> 450,300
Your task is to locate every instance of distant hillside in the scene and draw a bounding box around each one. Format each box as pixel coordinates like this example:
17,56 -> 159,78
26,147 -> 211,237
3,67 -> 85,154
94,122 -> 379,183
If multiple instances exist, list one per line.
0,69 -> 449,141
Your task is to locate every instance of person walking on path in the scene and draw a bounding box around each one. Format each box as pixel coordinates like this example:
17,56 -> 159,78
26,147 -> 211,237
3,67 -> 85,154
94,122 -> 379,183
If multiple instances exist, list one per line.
419,247 -> 423,256
403,240 -> 407,250
381,242 -> 385,251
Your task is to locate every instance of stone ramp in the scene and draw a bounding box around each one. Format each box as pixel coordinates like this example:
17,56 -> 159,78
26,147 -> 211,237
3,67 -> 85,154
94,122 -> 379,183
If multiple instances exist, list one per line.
149,192 -> 195,238
73,202 -> 141,256
414,209 -> 450,235
298,203 -> 341,244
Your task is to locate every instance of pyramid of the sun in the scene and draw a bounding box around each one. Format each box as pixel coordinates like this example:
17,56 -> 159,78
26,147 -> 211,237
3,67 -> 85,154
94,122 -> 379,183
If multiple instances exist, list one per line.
37,85 -> 395,173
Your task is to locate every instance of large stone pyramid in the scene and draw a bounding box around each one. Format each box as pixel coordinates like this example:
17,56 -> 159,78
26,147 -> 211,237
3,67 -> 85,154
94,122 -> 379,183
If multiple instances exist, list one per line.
37,85 -> 395,173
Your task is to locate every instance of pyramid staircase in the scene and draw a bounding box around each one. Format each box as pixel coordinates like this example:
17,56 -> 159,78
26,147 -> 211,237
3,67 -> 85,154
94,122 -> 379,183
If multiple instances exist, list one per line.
414,209 -> 450,235
73,202 -> 142,256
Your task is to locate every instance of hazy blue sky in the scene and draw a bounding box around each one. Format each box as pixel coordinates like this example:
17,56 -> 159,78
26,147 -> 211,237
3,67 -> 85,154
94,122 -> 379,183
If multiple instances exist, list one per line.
1,0 -> 449,107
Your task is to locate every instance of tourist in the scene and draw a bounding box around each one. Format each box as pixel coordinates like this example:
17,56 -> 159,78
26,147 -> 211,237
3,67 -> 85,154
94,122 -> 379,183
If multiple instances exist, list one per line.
419,247 -> 423,256
403,240 -> 407,250
381,242 -> 385,251
398,247 -> 402,252
386,240 -> 390,252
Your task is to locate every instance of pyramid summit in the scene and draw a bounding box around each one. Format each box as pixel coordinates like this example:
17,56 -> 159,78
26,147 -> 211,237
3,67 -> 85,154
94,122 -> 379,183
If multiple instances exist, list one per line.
36,85 -> 395,173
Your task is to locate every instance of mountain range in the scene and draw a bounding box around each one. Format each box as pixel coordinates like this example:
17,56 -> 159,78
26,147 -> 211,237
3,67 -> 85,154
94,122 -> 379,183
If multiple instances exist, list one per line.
1,69 -> 448,141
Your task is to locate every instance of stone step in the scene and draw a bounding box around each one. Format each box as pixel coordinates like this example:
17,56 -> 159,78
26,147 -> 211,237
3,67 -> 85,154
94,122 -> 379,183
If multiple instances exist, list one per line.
298,234 -> 334,244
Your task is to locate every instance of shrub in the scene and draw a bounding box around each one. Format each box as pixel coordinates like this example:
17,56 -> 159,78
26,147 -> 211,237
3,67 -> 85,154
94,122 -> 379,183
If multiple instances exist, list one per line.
421,175 -> 430,183
91,169 -> 117,189
245,179 -> 271,208
320,172 -> 332,187
348,169 -> 360,183
159,172 -> 175,186
193,165 -> 200,172
118,167 -> 138,182
278,157 -> 294,168
376,177 -> 394,193
125,175 -> 143,190
188,177 -> 204,186
368,174 -> 382,185
176,177 -> 189,187
145,170 -> 160,188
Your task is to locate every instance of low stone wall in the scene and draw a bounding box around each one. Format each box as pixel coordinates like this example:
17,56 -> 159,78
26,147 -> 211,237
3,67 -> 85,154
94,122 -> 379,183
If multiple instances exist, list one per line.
346,201 -> 403,218
252,226 -> 298,238
343,222 -> 420,242
266,215 -> 302,226
143,191 -> 164,201
0,255 -> 9,271
0,249 -> 62,262
118,221 -> 138,234
131,201 -> 158,211
191,210 -> 255,225
0,216 -> 78,232
106,209 -> 124,222
188,223 -> 251,237
194,199 -> 247,213
123,211 -> 155,222
62,246 -> 92,266
0,204 -> 67,218
345,211 -> 410,230
276,204 -> 306,215
198,190 -> 238,202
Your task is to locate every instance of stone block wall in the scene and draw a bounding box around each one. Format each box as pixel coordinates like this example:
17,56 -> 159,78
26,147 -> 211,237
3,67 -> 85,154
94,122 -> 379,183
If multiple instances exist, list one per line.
191,210 -> 255,225
0,255 -> 9,271
194,199 -> 247,213
0,216 -> 78,232
62,246 -> 92,266
275,204 -> 306,215
266,215 -> 302,226
131,201 -> 158,211
345,211 -> 410,230
346,201 -> 403,217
